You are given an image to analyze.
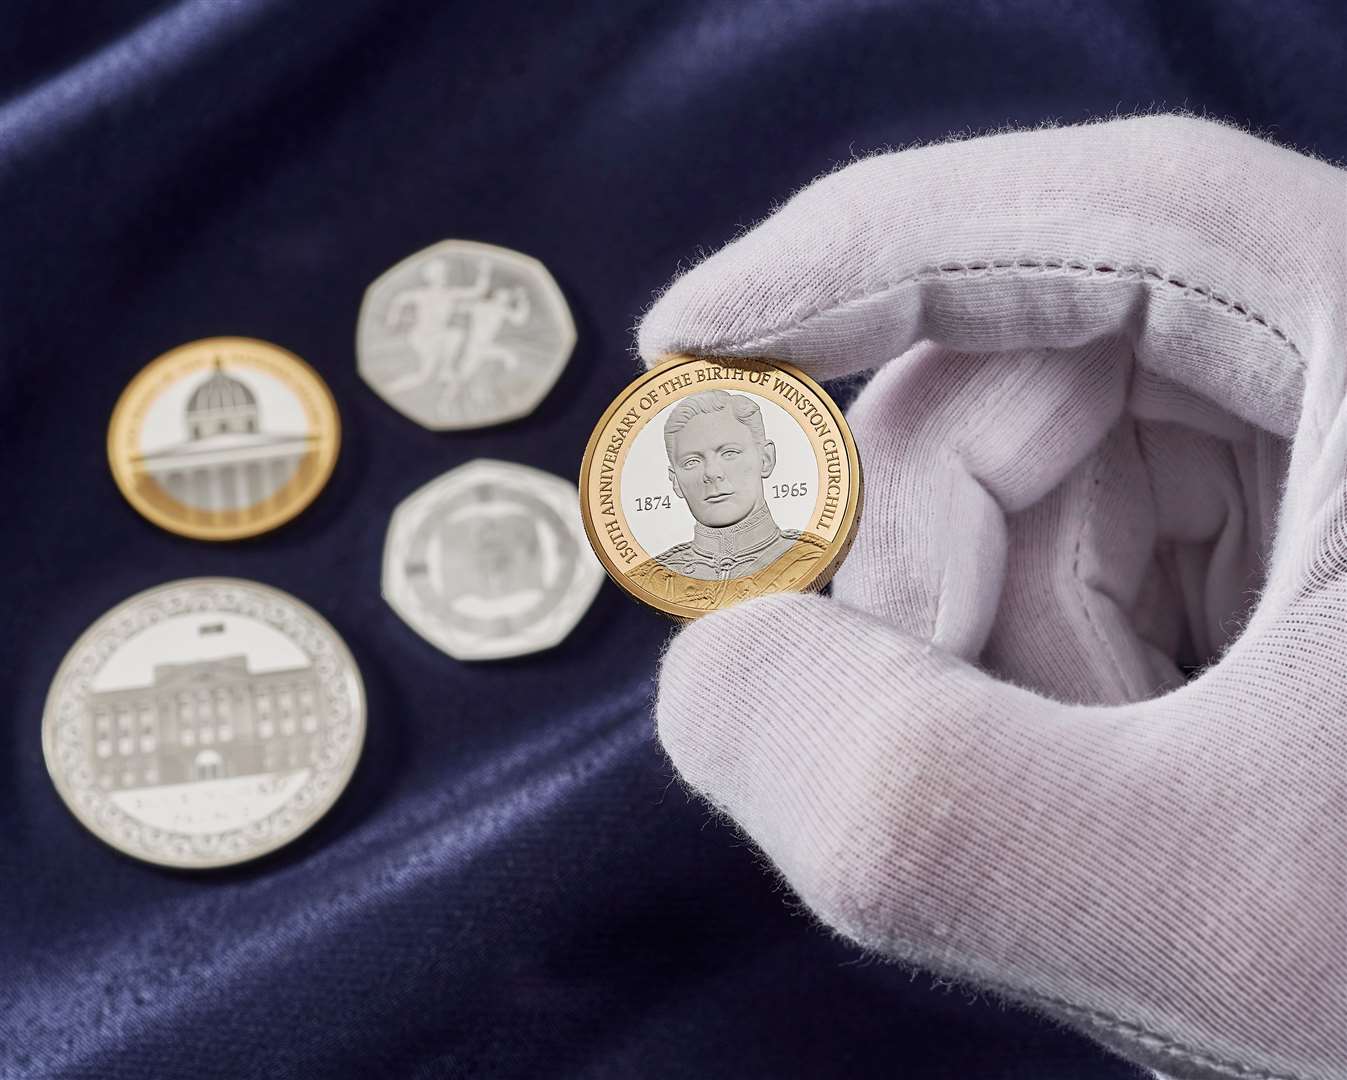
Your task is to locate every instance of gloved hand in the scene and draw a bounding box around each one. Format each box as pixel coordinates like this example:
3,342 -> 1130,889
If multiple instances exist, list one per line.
638,114 -> 1346,1080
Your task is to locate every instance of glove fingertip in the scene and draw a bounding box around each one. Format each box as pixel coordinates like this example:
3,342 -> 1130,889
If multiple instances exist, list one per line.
636,268 -> 724,367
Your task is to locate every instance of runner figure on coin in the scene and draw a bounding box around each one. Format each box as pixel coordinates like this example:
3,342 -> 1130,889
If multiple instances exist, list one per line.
357,239 -> 575,430
442,282 -> 531,407
383,257 -> 489,394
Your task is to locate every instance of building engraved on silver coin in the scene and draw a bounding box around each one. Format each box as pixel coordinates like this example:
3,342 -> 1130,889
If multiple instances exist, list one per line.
357,240 -> 576,430
42,579 -> 365,869
383,459 -> 603,660
136,361 -> 315,513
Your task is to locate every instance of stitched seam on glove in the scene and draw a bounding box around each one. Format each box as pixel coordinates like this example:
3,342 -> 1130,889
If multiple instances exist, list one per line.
1049,995 -> 1307,1080
914,957 -> 1311,1080
1070,449 -> 1131,697
719,259 -> 1304,361
838,925 -> 1312,1079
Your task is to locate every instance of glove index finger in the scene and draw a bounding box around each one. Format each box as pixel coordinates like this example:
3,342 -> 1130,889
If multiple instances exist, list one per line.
637,114 -> 1341,445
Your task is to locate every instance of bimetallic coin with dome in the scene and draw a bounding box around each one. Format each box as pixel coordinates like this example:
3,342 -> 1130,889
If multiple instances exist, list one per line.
382,459 -> 604,660
356,239 -> 576,430
107,337 -> 340,541
579,354 -> 862,620
42,578 -> 365,869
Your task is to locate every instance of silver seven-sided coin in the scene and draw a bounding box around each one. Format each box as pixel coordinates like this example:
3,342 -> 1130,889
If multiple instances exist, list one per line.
357,239 -> 576,430
42,578 -> 365,869
383,459 -> 604,660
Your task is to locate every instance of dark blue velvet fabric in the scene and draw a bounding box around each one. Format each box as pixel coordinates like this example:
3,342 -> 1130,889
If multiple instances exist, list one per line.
0,2 -> 1341,1077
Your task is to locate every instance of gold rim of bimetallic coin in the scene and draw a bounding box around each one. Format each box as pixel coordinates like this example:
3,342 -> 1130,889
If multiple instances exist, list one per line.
579,354 -> 863,620
107,337 -> 341,541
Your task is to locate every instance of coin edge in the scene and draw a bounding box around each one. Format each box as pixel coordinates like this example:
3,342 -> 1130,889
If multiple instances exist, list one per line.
106,337 -> 342,542
381,459 -> 604,660
354,240 -> 578,431
577,354 -> 863,621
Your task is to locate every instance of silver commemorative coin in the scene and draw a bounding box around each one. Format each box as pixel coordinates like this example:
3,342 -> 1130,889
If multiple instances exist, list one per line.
357,239 -> 576,430
383,459 -> 604,660
42,578 -> 365,869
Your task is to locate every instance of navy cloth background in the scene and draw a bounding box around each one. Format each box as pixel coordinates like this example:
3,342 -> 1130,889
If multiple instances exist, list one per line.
0,2 -> 1342,1077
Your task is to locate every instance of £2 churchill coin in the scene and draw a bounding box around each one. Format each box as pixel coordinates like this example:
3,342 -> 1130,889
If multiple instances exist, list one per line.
42,578 -> 365,869
579,355 -> 862,620
357,239 -> 576,430
107,337 -> 340,541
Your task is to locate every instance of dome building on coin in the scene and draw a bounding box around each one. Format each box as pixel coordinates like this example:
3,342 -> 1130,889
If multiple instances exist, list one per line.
187,363 -> 259,435
108,338 -> 340,541
136,362 -> 316,514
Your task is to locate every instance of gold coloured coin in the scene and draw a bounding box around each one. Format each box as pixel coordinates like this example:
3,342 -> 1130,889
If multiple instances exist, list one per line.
579,354 -> 862,620
108,337 -> 340,540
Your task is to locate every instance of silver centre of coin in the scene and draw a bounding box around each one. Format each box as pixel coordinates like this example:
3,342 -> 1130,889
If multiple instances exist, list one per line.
357,239 -> 576,430
42,578 -> 366,869
382,458 -> 604,660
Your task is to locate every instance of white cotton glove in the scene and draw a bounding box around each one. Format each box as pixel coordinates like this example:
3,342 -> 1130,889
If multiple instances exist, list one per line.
638,115 -> 1347,1080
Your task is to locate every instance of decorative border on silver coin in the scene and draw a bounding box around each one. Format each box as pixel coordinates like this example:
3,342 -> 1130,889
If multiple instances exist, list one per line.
42,579 -> 365,869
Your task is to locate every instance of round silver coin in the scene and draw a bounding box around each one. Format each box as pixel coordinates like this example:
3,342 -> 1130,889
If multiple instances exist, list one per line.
42,578 -> 366,869
357,239 -> 576,430
383,459 -> 604,660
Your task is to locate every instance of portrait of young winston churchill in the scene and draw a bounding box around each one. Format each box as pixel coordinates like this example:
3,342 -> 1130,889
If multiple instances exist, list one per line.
628,389 -> 827,609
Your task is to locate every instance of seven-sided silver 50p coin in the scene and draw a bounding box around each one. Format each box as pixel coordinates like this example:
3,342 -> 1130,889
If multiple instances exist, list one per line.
383,458 -> 604,660
42,578 -> 366,869
357,239 -> 576,431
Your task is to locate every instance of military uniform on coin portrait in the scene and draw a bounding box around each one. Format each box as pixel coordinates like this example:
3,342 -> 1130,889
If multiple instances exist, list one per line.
629,389 -> 827,610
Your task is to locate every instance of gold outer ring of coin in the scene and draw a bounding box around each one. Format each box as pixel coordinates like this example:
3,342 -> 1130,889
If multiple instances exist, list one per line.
107,336 -> 341,541
579,353 -> 863,620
